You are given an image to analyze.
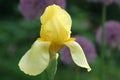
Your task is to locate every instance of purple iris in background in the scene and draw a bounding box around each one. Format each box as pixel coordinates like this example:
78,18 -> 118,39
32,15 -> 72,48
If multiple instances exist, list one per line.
60,35 -> 97,65
96,20 -> 120,49
19,0 -> 66,20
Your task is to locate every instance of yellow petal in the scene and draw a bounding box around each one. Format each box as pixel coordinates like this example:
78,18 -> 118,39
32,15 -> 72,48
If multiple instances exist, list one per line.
64,41 -> 91,72
40,4 -> 72,43
56,53 -> 59,59
18,40 -> 51,76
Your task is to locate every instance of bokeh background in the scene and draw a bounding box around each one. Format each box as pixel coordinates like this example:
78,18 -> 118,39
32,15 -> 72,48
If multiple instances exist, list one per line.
0,0 -> 120,80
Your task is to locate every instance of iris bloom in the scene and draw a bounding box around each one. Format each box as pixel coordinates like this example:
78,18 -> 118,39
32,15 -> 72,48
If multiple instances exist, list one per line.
18,4 -> 91,76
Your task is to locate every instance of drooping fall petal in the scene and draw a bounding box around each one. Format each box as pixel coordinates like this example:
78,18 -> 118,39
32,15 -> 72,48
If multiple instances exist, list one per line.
64,41 -> 91,72
18,40 -> 51,75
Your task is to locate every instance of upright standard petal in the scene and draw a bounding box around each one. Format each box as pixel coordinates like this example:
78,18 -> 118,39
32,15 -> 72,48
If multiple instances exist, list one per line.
40,4 -> 72,43
18,40 -> 51,75
64,41 -> 91,72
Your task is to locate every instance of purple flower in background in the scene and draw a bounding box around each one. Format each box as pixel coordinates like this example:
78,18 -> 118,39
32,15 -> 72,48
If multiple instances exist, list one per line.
19,0 -> 66,20
60,35 -> 97,65
114,0 -> 120,5
87,0 -> 113,5
96,20 -> 120,48
60,46 -> 74,65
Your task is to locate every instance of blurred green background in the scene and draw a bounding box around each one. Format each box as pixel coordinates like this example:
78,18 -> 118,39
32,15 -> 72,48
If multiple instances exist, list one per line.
0,0 -> 120,80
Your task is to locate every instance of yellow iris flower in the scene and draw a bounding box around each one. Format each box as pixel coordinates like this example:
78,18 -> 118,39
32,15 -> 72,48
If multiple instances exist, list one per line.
18,4 -> 91,76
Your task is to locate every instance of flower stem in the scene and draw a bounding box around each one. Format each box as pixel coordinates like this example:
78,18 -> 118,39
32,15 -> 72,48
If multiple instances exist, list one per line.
100,3 -> 106,80
46,58 -> 57,80
75,67 -> 80,80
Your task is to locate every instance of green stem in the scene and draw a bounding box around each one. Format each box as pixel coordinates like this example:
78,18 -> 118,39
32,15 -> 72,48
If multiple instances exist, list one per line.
46,58 -> 57,80
75,67 -> 80,80
100,3 -> 106,80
